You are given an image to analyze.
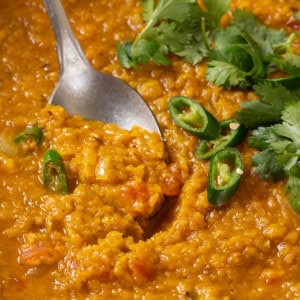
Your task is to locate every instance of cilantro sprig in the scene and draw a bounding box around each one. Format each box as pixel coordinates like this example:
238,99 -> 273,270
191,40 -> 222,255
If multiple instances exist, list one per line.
237,82 -> 300,212
236,80 -> 300,128
205,23 -> 267,89
117,0 -> 229,68
205,9 -> 298,88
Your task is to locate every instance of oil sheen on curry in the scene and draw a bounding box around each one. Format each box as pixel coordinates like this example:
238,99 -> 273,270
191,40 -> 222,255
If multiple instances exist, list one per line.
1,0 -> 300,299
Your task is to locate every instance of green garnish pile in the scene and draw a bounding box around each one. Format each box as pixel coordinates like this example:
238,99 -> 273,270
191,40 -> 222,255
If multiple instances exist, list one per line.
117,0 -> 300,212
117,0 -> 300,89
237,81 -> 300,212
117,0 -> 228,67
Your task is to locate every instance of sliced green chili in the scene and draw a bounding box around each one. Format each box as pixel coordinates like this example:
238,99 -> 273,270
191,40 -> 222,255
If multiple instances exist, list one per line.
168,96 -> 220,140
43,149 -> 68,194
14,126 -> 43,145
208,147 -> 244,206
196,118 -> 247,160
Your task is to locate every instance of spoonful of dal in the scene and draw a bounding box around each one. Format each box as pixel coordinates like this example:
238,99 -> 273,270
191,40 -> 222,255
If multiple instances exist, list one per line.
43,0 -> 161,135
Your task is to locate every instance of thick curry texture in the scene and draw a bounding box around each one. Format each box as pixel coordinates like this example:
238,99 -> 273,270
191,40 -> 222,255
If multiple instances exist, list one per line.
1,0 -> 300,299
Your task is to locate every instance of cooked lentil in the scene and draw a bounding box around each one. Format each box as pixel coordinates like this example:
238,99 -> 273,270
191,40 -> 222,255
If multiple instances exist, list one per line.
1,0 -> 300,299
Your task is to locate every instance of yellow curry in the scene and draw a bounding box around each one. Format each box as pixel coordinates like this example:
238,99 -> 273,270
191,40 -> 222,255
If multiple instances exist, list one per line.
1,0 -> 300,299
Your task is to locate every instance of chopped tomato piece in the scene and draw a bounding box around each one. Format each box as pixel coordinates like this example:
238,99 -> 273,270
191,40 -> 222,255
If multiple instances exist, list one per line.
19,242 -> 61,267
161,164 -> 182,196
120,181 -> 163,218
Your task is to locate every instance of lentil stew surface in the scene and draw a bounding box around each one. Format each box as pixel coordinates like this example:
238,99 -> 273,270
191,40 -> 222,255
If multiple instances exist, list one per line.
1,0 -> 300,299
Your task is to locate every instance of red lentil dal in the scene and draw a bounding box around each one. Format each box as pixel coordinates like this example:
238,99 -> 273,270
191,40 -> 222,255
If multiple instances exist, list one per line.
1,0 -> 300,299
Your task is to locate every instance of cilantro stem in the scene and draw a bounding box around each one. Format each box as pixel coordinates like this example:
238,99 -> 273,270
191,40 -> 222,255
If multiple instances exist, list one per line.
238,30 -> 266,79
201,17 -> 212,55
274,32 -> 296,55
132,18 -> 156,49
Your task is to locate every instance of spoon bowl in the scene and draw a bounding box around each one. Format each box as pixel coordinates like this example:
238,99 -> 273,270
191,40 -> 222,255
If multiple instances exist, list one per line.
44,0 -> 161,134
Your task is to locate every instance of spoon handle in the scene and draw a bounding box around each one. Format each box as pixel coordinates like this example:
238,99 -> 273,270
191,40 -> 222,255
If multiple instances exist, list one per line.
43,0 -> 89,73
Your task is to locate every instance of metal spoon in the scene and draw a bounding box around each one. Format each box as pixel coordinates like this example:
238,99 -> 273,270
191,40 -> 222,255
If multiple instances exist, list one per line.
43,0 -> 161,135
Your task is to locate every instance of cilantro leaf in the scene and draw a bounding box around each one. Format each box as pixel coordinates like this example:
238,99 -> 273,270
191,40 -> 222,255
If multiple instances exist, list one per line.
116,41 -> 136,69
249,126 -> 286,180
254,80 -> 299,103
273,102 -> 300,151
248,126 -> 279,151
200,0 -> 230,30
236,81 -> 297,128
175,40 -> 206,64
251,148 -> 285,181
154,21 -> 205,63
237,99 -> 281,129
131,38 -> 169,65
211,26 -> 256,71
271,52 -> 300,76
206,60 -> 249,88
270,76 -> 300,98
150,0 -> 201,23
232,9 -> 286,59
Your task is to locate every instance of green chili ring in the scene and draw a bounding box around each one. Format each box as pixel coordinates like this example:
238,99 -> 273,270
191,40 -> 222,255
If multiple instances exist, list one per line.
43,149 -> 68,194
207,147 -> 244,206
14,126 -> 43,145
168,96 -> 220,140
196,118 -> 247,160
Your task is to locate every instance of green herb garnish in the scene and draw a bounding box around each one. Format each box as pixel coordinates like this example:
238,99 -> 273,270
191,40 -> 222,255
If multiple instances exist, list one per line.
248,101 -> 300,212
43,149 -> 68,194
205,9 -> 297,88
118,1 -> 299,89
236,80 -> 300,128
117,0 -> 229,68
14,126 -> 43,145
236,81 -> 300,212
